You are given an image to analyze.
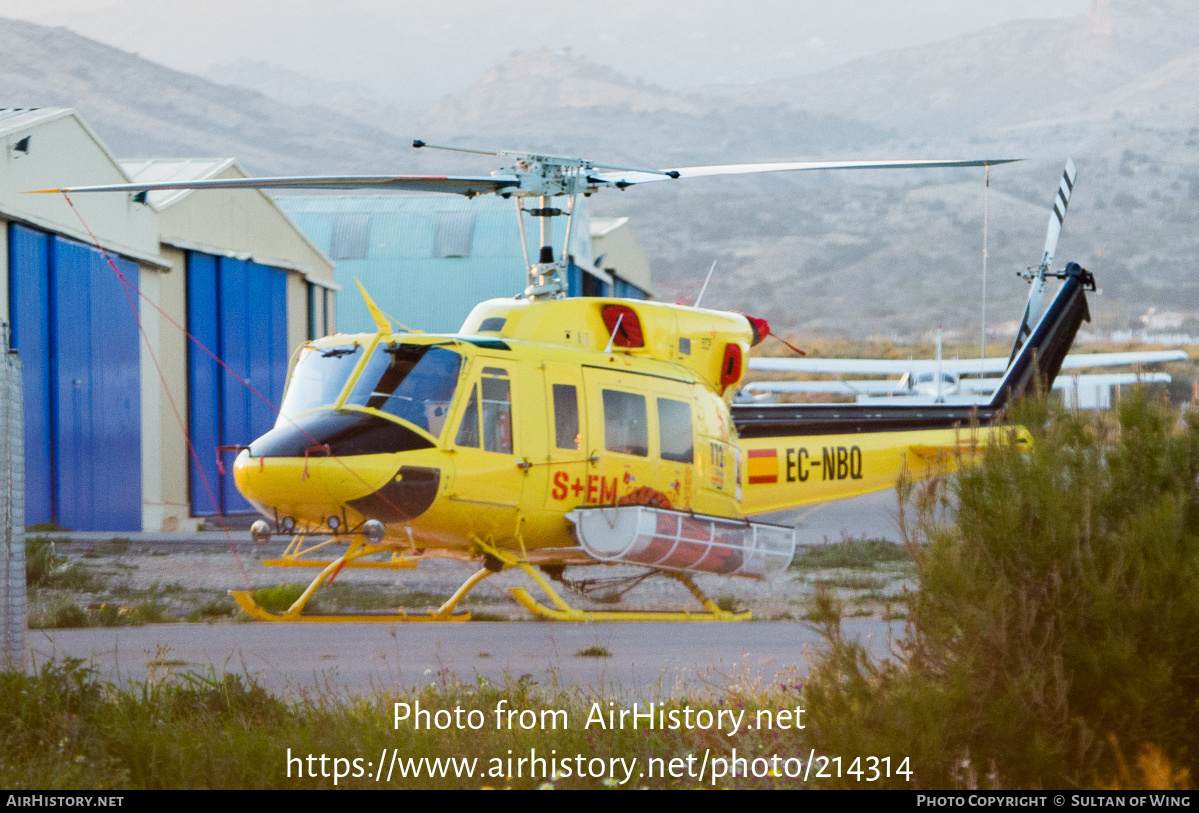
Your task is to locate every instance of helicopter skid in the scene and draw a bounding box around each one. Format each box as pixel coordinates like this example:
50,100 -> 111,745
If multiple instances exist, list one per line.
229,590 -> 471,622
260,558 -> 418,569
477,539 -> 753,622
233,537 -> 493,622
508,587 -> 751,622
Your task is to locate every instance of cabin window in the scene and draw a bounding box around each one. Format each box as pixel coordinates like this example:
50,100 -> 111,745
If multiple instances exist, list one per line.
347,344 -> 463,436
657,398 -> 693,463
603,390 -> 648,457
480,368 -> 513,453
553,384 -> 580,450
278,343 -> 362,421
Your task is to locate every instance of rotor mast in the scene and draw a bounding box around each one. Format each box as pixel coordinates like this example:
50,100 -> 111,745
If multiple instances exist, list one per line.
527,192 -> 567,298
414,141 -> 678,299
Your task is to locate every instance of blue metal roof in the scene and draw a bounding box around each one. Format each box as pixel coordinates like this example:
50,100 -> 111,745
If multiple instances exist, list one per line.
276,195 -> 586,334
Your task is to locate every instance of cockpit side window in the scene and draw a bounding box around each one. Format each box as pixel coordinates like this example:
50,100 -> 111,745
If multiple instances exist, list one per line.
455,385 -> 480,448
480,368 -> 513,453
455,367 -> 513,453
278,344 -> 362,423
347,344 -> 462,436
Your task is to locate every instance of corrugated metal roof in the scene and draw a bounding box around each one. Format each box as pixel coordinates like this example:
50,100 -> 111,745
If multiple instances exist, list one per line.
275,194 -> 600,334
119,157 -> 236,210
589,217 -> 629,238
0,107 -> 39,124
0,107 -> 73,136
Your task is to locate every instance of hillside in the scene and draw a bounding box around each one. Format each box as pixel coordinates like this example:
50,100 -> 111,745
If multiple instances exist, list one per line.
0,17 -> 416,175
407,49 -> 890,167
695,0 -> 1199,142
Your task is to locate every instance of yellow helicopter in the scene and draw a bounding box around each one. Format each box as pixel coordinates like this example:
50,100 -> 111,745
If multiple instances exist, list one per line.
37,144 -> 1094,623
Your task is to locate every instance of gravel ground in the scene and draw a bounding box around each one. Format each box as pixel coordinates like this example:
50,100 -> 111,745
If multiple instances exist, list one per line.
27,489 -> 912,626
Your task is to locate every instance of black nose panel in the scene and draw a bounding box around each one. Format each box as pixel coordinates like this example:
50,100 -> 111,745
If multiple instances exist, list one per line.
347,466 -> 440,523
249,410 -> 434,458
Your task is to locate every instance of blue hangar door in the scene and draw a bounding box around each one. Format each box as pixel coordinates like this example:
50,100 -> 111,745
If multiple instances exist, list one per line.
8,223 -> 143,531
186,252 -> 289,516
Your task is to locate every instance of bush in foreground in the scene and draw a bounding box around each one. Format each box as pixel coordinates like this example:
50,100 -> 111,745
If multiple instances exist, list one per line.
803,393 -> 1199,788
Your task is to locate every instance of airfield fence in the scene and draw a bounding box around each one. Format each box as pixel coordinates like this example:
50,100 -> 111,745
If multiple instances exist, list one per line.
0,321 -> 26,671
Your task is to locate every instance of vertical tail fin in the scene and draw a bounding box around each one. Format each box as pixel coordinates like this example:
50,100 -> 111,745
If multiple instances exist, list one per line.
988,262 -> 1093,410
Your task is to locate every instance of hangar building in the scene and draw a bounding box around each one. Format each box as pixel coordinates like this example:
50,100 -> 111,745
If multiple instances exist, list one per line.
1,108 -> 335,532
276,195 -> 651,335
119,158 -> 335,529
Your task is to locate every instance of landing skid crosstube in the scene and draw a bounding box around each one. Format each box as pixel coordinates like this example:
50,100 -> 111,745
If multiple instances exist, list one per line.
230,531 -> 752,622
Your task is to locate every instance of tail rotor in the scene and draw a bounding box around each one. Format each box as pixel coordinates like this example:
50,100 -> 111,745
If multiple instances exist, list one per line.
1008,158 -> 1078,365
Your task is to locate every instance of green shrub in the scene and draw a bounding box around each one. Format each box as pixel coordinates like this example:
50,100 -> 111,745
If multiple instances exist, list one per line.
803,393 -> 1199,788
25,536 -> 93,590
186,598 -> 235,622
792,537 -> 910,570
252,584 -> 311,613
715,594 -> 741,613
127,602 -> 171,625
26,536 -> 66,587
50,600 -> 88,629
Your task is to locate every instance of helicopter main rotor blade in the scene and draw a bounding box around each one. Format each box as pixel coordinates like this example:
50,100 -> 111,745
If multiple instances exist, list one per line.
29,175 -> 520,196
590,157 -> 1020,187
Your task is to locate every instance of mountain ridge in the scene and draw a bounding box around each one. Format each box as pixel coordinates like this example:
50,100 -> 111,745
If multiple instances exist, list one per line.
3,10 -> 1197,337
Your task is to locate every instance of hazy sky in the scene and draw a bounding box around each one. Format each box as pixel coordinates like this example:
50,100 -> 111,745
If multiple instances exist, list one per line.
0,0 -> 1094,106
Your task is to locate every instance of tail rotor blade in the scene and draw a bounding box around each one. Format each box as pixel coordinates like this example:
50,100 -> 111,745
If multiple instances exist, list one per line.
1040,158 -> 1077,272
1010,159 -> 1078,365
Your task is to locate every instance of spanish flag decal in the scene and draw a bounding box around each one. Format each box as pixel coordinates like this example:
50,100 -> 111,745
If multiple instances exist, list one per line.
747,448 -> 778,484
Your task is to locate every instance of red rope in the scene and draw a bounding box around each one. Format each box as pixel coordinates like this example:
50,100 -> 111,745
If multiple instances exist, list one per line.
772,334 -> 807,357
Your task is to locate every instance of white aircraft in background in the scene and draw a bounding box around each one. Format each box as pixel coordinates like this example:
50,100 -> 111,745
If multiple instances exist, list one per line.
742,159 -> 1188,409
744,332 -> 1183,409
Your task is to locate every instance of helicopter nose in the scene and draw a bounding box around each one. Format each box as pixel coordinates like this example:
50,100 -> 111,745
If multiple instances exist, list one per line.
232,409 -> 441,527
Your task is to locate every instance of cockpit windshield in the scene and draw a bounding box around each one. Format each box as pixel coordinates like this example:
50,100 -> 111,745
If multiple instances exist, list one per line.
278,343 -> 364,423
347,343 -> 463,437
